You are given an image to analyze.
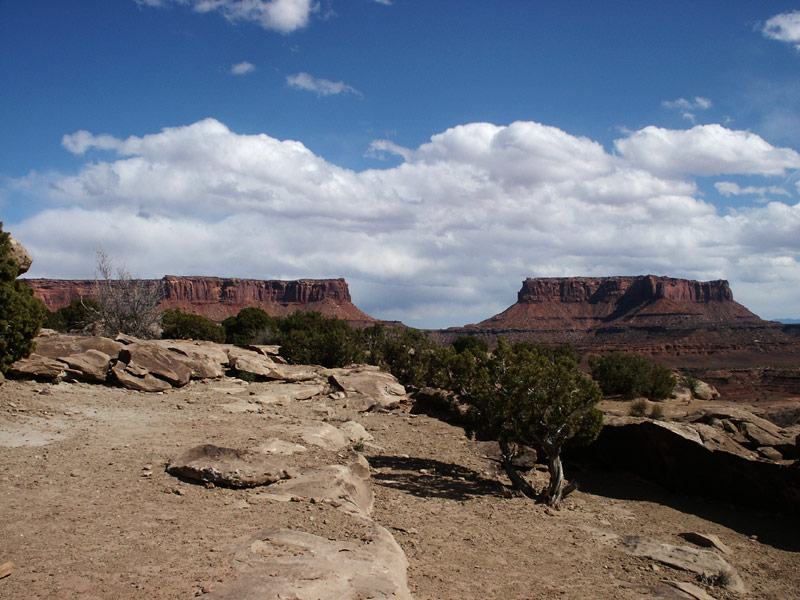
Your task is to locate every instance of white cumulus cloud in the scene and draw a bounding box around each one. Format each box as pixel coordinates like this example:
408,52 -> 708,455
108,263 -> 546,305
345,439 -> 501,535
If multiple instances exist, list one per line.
9,118 -> 800,326
231,61 -> 255,75
614,124 -> 800,177
286,72 -> 361,97
762,10 -> 800,50
138,0 -> 317,33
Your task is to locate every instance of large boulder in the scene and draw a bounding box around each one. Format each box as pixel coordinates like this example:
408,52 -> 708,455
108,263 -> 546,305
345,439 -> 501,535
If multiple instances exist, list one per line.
118,342 -> 192,387
329,365 -> 406,410
571,415 -> 800,512
204,525 -> 412,600
166,444 -> 295,488
8,236 -> 32,275
61,349 -> 111,382
151,340 -> 227,379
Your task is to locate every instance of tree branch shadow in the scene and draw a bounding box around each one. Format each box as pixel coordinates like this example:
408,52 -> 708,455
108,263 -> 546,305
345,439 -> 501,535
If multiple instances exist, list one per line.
367,455 -> 507,501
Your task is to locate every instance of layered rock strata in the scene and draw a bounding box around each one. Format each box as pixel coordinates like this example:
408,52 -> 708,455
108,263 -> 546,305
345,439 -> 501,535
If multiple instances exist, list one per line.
25,276 -> 376,326
437,275 -> 800,398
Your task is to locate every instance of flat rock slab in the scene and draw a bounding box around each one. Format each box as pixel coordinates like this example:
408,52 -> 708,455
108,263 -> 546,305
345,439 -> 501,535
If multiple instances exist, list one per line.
61,349 -> 111,382
621,535 -> 745,593
204,525 -> 412,600
166,444 -> 295,488
8,354 -> 66,381
254,459 -> 374,518
34,335 -> 124,361
250,382 -> 325,405
679,532 -> 732,555
152,340 -> 228,379
112,361 -> 171,392
329,366 -> 406,409
119,343 -> 192,387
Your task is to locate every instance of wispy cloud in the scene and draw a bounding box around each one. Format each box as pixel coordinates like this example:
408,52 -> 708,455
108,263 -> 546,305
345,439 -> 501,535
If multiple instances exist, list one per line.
231,61 -> 255,75
714,181 -> 791,200
286,72 -> 361,97
662,97 -> 712,123
136,0 -> 317,33
762,10 -> 800,50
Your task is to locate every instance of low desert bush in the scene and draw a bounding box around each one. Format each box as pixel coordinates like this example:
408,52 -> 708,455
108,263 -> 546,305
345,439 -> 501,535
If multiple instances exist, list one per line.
648,403 -> 664,420
44,298 -> 101,333
589,351 -> 675,400
629,399 -> 649,417
160,309 -> 225,343
0,223 -> 47,372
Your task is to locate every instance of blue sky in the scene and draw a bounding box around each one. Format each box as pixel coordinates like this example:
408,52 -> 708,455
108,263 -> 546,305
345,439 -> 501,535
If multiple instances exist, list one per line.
2,1 -> 800,327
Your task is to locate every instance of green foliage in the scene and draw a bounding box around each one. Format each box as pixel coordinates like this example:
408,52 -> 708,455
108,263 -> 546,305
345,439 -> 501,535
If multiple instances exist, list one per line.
440,337 -> 603,507
0,223 -> 47,373
223,307 -> 279,345
361,325 -> 435,389
451,335 -> 489,355
680,370 -> 700,397
160,309 -> 225,343
511,341 -> 580,365
278,311 -> 364,368
44,298 -> 100,333
588,351 -> 675,400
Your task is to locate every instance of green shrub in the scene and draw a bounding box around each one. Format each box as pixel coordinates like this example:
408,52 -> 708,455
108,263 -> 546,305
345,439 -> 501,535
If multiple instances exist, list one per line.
223,307 -> 279,345
278,311 -> 364,368
451,335 -> 489,355
588,351 -> 675,400
160,309 -> 225,343
44,298 -> 100,333
0,224 -> 47,373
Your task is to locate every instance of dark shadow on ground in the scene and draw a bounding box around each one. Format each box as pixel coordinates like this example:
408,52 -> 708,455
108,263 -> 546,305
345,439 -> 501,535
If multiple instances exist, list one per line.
367,455 -> 507,501
572,463 -> 800,552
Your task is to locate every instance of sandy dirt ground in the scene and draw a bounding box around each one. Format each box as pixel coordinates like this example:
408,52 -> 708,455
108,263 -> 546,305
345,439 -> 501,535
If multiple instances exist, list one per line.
1,377 -> 798,600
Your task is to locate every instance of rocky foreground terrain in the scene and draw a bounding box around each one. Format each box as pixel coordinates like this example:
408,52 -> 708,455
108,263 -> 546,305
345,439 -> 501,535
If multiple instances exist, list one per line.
2,333 -> 799,599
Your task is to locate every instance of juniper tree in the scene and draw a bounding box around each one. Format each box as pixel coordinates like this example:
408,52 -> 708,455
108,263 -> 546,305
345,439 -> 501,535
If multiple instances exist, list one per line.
451,338 -> 603,508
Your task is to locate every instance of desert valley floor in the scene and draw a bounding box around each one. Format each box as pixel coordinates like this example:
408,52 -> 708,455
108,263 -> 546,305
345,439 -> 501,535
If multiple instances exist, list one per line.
1,374 -> 798,600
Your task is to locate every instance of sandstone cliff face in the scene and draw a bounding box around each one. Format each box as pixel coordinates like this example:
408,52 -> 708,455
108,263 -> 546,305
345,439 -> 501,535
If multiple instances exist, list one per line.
25,276 -> 376,326
492,275 -> 760,330
434,275 -> 800,398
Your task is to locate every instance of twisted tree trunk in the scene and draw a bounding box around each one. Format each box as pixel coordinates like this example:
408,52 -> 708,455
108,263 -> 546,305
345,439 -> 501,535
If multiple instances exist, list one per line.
544,451 -> 565,509
498,441 -> 538,500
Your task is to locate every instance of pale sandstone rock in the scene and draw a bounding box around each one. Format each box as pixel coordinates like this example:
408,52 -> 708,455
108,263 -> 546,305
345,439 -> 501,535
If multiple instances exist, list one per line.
8,236 -> 32,274
204,524 -> 411,600
249,382 -> 325,405
679,532 -> 732,555
621,535 -> 745,593
329,365 -> 406,409
252,438 -> 307,456
254,460 -> 374,518
339,420 -> 373,443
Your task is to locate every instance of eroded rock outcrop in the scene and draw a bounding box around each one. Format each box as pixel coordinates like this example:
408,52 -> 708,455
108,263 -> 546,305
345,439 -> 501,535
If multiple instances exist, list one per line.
25,276 -> 376,326
571,413 -> 800,512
